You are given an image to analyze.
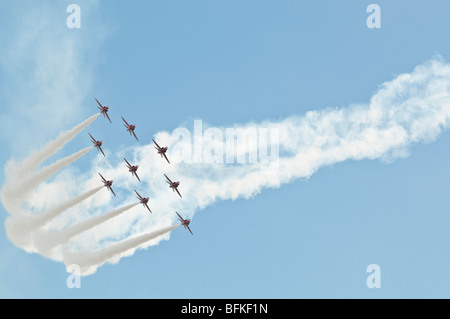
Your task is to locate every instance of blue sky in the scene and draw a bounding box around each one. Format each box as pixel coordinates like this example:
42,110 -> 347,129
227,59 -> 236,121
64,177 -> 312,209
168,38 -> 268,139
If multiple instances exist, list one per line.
1,0 -> 450,298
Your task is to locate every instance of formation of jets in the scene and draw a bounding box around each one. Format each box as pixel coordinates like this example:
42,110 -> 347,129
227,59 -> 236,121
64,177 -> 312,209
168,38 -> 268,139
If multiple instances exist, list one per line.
92,98 -> 193,235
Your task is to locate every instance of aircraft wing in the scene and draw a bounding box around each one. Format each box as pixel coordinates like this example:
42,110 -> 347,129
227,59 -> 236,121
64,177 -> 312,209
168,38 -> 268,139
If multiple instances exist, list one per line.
99,146 -> 105,157
132,130 -> 139,142
99,173 -> 106,183
121,116 -> 129,125
163,153 -> 170,164
89,133 -> 96,143
164,174 -> 173,183
109,187 -> 116,197
105,112 -> 112,123
124,158 -> 131,167
145,203 -> 152,213
134,190 -> 142,200
186,225 -> 193,235
134,171 -> 141,182
95,98 -> 102,108
175,188 -> 182,198
152,139 -> 161,149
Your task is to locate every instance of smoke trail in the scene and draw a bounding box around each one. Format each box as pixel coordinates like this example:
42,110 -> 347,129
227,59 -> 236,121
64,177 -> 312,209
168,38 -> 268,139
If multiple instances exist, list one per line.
59,57 -> 450,267
32,186 -> 104,228
14,113 -> 99,176
33,202 -> 140,253
1,114 -> 100,216
63,224 -> 180,276
4,186 -> 104,252
12,146 -> 93,195
1,146 -> 93,219
3,57 -> 450,276
1,112 -> 102,251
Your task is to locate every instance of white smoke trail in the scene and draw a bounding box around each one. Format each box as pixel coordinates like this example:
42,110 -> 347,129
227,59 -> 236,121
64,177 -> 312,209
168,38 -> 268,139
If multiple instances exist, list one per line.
4,186 -> 104,252
14,113 -> 99,176
1,113 -> 100,216
2,57 -> 450,276
0,0 -> 109,274
12,146 -> 93,195
1,112 -> 101,253
32,186 -> 104,228
1,146 -> 94,219
63,225 -> 180,276
33,202 -> 140,254
60,57 -> 450,266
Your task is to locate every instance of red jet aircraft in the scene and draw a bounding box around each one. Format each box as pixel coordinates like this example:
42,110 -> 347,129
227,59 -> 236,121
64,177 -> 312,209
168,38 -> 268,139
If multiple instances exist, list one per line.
95,98 -> 111,123
121,117 -> 138,141
176,211 -> 193,235
89,133 -> 105,157
124,158 -> 140,182
135,190 -> 151,213
153,139 -> 170,164
99,173 -> 115,196
164,174 -> 182,198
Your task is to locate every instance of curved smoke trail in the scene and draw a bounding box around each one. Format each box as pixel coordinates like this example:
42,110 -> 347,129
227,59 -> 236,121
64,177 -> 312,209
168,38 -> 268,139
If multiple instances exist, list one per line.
63,224 -> 180,276
33,202 -> 140,254
1,113 -> 100,216
2,57 -> 450,276
4,186 -> 104,251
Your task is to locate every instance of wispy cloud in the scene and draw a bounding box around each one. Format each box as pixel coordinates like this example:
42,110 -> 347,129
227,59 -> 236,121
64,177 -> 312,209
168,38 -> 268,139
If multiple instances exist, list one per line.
0,0 -> 102,155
